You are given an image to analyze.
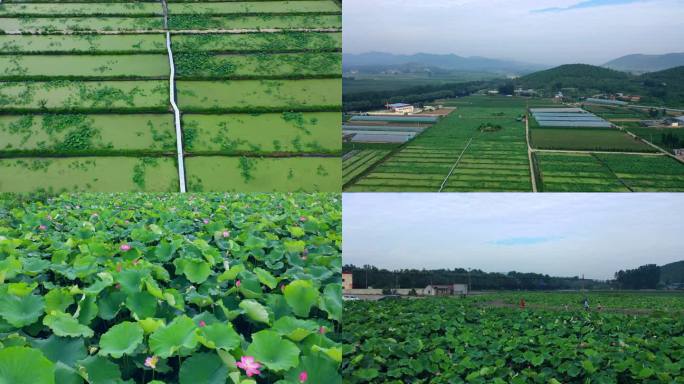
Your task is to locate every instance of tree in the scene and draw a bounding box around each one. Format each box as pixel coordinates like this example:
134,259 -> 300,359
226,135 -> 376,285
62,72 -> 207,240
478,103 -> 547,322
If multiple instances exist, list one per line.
498,83 -> 515,96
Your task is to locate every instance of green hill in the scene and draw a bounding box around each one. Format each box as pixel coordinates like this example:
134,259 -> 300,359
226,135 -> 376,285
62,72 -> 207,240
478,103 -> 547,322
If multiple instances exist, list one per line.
515,64 -> 684,107
660,260 -> 684,285
517,64 -> 635,93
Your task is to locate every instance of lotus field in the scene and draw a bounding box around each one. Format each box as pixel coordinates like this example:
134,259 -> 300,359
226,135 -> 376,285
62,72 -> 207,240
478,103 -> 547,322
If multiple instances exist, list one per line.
0,193 -> 342,383
342,293 -> 684,383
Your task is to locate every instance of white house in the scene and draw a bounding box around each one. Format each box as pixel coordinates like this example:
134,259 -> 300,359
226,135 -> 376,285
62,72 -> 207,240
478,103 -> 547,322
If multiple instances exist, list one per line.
386,103 -> 414,114
423,284 -> 468,296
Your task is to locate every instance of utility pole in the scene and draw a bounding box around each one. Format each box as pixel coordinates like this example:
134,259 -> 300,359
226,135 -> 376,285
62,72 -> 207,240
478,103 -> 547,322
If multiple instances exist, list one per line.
365,267 -> 368,289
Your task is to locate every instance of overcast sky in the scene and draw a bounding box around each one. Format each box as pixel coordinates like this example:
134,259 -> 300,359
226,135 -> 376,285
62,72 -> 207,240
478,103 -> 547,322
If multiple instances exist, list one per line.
343,0 -> 684,65
343,194 -> 683,280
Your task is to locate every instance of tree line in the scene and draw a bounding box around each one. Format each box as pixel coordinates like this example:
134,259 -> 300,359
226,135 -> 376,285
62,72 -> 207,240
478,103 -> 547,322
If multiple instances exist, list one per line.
342,81 -> 485,112
343,265 -> 608,291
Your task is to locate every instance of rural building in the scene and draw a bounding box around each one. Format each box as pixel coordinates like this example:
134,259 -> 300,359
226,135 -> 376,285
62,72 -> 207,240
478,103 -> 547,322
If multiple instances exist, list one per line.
584,98 -> 628,106
386,103 -> 414,114
424,284 -> 468,296
663,117 -> 684,127
674,148 -> 684,157
342,273 -> 353,291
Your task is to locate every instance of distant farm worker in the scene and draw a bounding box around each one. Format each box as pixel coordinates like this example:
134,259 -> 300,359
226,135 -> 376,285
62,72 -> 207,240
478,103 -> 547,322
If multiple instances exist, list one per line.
583,297 -> 590,311
563,304 -> 569,311
597,303 -> 603,312
519,298 -> 526,309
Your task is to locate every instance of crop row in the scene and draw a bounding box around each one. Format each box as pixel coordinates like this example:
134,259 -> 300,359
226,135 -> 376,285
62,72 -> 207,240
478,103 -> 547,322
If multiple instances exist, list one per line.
342,149 -> 390,185
530,128 -> 656,152
536,152 -> 684,192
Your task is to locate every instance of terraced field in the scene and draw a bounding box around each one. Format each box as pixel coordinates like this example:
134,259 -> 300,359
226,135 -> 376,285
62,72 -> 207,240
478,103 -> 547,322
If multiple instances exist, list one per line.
0,0 -> 341,193
345,96 -> 543,192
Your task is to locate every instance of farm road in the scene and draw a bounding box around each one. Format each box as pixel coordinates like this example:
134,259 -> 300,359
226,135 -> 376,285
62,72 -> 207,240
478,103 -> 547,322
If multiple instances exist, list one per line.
525,116 -> 538,192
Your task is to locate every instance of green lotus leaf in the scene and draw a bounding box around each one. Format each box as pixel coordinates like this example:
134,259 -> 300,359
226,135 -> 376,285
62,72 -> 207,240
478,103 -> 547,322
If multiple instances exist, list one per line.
0,293 -> 45,328
54,361 -> 83,384
272,316 -> 318,342
0,256 -> 22,283
283,280 -> 319,317
311,345 -> 343,364
179,352 -> 228,384
0,346 -> 55,384
154,240 -> 176,262
198,323 -> 241,351
254,267 -> 278,289
288,226 -> 306,238
45,288 -> 74,314
239,299 -> 270,324
237,272 -> 263,299
245,330 -> 300,372
174,258 -> 211,284
319,283 -> 342,321
284,354 -> 341,384
96,290 -> 126,321
76,355 -> 121,384
283,240 -> 305,253
43,312 -> 94,338
144,276 -> 164,300
33,335 -> 87,367
98,322 -> 144,358
75,295 -> 98,325
125,291 -> 158,319
116,270 -> 145,295
149,315 -> 198,358
217,264 -> 244,283
7,282 -> 38,296
137,318 -> 165,334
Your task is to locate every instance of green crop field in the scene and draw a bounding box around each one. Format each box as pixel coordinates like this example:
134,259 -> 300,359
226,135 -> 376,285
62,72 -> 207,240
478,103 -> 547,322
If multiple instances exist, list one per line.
0,0 -> 341,193
535,152 -> 684,192
345,96 -> 534,192
0,192 -> 342,383
531,128 -> 655,152
342,293 -> 684,383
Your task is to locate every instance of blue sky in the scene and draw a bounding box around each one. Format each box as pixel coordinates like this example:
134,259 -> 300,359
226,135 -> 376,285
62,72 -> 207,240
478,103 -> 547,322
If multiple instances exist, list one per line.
343,194 -> 684,280
343,0 -> 684,65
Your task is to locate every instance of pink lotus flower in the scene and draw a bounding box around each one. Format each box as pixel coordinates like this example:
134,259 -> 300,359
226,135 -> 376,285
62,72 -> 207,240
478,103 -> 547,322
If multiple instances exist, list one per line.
38,224 -> 47,231
299,371 -> 308,383
120,244 -> 131,252
144,356 -> 158,369
222,231 -> 230,238
199,320 -> 206,327
236,280 -> 241,288
115,283 -> 121,290
299,216 -> 307,222
203,219 -> 209,224
236,356 -> 261,377
319,326 -> 326,334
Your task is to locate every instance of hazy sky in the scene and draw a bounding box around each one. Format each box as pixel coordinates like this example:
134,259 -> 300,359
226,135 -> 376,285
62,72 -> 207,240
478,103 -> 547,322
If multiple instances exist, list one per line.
343,0 -> 684,65
343,194 -> 683,280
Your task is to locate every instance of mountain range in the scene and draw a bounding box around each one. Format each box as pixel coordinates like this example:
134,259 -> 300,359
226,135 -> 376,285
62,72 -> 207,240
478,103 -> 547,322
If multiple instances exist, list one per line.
345,52 -> 684,76
343,52 -> 546,76
603,53 -> 684,73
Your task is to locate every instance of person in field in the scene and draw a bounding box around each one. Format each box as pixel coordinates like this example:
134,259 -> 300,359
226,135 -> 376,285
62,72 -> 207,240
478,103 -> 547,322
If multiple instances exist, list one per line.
583,297 -> 590,311
519,298 -> 526,309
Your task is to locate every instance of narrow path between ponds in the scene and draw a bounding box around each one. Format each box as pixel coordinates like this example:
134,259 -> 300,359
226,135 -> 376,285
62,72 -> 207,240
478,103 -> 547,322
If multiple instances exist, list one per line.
161,0 -> 186,192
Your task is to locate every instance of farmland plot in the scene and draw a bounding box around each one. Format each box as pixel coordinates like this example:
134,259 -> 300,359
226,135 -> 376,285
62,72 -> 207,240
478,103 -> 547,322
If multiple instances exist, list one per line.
0,0 -> 341,192
346,96 -> 532,192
